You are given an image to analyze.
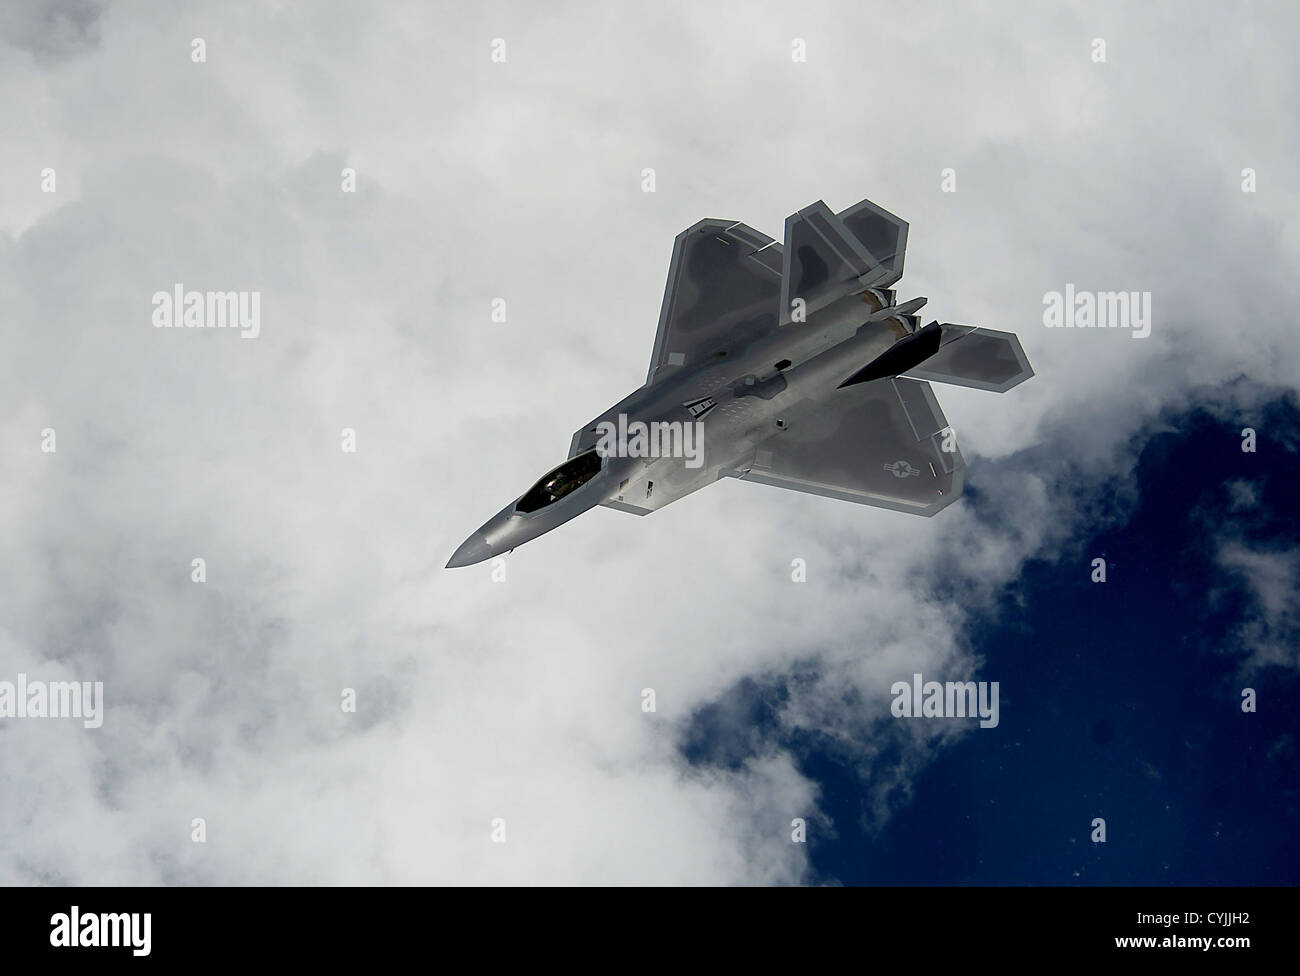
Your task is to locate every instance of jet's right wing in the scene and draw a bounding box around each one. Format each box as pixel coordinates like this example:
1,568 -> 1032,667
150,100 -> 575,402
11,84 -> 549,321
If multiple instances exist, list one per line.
645,219 -> 784,385
730,376 -> 964,516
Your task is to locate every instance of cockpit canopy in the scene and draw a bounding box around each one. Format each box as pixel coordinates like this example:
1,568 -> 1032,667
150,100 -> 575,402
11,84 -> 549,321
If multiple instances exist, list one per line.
515,450 -> 604,514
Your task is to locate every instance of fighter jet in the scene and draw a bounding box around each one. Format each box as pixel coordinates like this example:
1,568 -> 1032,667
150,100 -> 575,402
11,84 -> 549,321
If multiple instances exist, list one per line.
447,196 -> 1033,568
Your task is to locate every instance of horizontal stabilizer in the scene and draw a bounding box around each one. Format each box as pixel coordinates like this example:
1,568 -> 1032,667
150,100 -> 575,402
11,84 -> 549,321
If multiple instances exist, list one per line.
903,325 -> 1034,393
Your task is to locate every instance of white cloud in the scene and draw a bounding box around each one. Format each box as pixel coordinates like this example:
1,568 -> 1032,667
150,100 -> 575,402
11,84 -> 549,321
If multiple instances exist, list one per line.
0,0 -> 1297,883
1215,542 -> 1300,675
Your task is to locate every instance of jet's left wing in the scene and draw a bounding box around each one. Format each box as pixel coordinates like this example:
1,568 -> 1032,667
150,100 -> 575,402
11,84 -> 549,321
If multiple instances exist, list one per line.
646,219 -> 784,384
729,376 -> 964,516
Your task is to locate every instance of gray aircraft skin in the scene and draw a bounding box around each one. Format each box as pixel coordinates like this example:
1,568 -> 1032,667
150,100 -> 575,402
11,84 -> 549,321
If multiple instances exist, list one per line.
447,196 -> 1034,568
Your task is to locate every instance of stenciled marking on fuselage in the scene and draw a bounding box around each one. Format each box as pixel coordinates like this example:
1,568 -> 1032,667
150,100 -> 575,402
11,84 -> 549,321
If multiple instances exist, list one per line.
594,414 -> 704,468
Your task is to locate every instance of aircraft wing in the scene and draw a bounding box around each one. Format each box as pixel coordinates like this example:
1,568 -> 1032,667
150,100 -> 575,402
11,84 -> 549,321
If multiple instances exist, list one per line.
645,219 -> 784,385
731,376 -> 964,516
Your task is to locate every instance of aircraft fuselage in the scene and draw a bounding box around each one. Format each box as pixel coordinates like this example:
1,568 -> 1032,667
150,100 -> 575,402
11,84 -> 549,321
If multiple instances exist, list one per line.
447,292 -> 914,568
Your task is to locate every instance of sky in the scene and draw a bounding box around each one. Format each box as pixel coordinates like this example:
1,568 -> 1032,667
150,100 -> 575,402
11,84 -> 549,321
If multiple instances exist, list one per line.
0,0 -> 1297,884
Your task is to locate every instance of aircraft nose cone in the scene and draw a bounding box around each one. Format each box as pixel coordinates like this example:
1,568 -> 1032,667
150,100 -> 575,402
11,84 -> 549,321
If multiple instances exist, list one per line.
446,532 -> 494,569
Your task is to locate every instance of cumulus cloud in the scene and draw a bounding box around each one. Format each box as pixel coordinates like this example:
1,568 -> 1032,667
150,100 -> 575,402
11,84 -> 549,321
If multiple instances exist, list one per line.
0,0 -> 104,62
1214,541 -> 1300,675
0,1 -> 1297,883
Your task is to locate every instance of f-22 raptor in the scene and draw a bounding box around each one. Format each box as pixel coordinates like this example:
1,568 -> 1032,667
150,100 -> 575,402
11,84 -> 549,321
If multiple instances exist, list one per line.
447,196 -> 1033,568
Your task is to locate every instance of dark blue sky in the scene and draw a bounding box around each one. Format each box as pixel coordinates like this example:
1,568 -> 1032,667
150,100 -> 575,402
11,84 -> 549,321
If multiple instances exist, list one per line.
685,392 -> 1300,885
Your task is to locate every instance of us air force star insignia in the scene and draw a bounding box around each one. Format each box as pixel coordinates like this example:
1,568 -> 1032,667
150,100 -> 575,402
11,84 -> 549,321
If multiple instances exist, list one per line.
884,460 -> 920,478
